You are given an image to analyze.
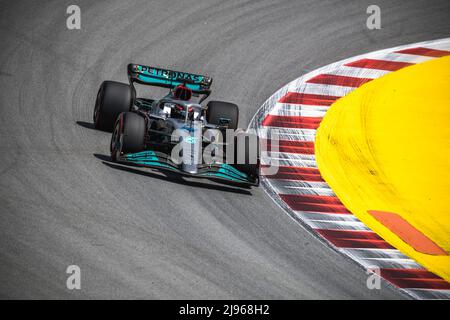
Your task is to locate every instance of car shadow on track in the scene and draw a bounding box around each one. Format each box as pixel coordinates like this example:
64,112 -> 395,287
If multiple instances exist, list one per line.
76,121 -> 112,133
94,154 -> 253,195
76,121 -> 95,130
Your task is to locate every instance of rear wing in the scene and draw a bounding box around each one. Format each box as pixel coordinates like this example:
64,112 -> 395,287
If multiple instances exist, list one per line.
127,64 -> 213,94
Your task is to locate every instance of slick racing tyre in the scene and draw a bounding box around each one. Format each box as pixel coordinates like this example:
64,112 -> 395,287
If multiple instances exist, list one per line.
93,81 -> 134,132
110,112 -> 146,161
206,101 -> 239,130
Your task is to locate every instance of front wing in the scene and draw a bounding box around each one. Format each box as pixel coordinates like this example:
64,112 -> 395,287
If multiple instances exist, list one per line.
116,150 -> 259,186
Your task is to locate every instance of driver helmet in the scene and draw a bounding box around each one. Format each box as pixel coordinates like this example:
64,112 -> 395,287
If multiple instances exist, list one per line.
173,85 -> 192,101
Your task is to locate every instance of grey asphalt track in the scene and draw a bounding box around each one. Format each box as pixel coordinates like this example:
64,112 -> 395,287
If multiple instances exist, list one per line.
0,0 -> 449,299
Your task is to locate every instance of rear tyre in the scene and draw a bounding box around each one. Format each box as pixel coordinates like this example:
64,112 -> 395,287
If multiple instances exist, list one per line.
206,101 -> 239,130
233,132 -> 260,182
110,112 -> 146,161
94,81 -> 134,132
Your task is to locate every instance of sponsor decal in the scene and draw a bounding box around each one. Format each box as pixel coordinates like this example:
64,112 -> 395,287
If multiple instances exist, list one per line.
138,65 -> 202,82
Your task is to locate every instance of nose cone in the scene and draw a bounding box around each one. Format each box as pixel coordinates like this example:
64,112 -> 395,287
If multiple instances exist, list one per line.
180,128 -> 202,174
182,163 -> 198,174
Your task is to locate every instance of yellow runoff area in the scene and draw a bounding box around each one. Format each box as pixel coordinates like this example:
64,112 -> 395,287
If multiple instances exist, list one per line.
315,56 -> 450,281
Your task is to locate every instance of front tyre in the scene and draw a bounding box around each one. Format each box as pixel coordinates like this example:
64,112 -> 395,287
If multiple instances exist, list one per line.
206,101 -> 239,130
94,81 -> 134,132
233,132 -> 260,183
110,112 -> 146,161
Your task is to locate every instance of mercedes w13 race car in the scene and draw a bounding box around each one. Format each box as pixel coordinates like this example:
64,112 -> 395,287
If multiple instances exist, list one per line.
93,64 -> 260,186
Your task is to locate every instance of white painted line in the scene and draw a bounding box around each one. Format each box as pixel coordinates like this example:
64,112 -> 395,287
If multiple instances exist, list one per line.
303,219 -> 370,231
268,107 -> 327,118
295,212 -> 362,222
370,52 -> 434,63
259,127 -> 317,141
269,179 -> 334,196
289,82 -> 354,97
261,157 -> 317,168
406,289 -> 450,300
326,66 -> 390,79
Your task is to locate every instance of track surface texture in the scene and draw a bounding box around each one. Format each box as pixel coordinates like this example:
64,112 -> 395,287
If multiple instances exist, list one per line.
0,0 -> 449,299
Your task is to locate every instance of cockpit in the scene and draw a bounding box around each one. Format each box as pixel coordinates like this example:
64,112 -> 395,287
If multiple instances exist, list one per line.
159,101 -> 204,122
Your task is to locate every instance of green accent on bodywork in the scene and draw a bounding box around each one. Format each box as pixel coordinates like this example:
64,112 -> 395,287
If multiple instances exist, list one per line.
125,150 -> 158,161
129,160 -> 175,170
199,172 -> 245,182
134,64 -> 209,91
123,151 -> 252,183
135,99 -> 152,110
199,164 -> 249,183
184,136 -> 198,144
137,65 -> 205,82
129,64 -> 212,93
137,74 -> 203,91
219,163 -> 249,180
124,151 -> 177,170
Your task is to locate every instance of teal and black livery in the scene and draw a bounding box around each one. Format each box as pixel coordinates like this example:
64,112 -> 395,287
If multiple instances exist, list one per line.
94,62 -> 259,188
118,150 -> 258,186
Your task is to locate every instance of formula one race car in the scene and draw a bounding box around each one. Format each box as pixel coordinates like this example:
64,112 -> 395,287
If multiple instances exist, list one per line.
93,64 -> 260,186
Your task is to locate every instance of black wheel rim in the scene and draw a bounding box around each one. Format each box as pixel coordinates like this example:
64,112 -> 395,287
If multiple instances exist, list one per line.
110,122 -> 122,159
